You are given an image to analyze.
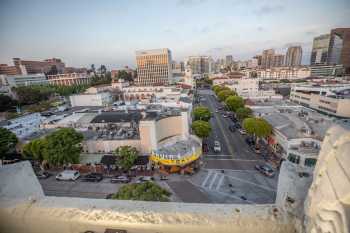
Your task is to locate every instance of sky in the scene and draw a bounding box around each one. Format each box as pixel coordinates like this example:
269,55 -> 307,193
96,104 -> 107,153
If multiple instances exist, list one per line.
0,0 -> 349,69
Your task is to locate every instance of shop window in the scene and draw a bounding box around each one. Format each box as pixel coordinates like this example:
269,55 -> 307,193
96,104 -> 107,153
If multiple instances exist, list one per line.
305,158 -> 317,167
287,153 -> 300,164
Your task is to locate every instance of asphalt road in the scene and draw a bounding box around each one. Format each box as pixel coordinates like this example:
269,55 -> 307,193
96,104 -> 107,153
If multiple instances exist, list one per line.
197,89 -> 262,165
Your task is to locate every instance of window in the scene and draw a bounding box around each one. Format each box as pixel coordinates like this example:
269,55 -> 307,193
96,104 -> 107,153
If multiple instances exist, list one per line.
305,158 -> 317,167
288,153 -> 300,164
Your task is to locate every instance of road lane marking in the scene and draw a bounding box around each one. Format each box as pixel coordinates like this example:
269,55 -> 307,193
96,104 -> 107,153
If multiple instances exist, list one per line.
216,175 -> 225,190
201,170 -> 212,187
208,172 -> 218,189
188,180 -> 256,204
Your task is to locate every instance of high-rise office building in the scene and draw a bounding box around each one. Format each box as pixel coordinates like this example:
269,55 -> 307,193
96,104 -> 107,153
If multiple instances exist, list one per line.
327,28 -> 350,73
260,49 -> 285,68
261,49 -> 275,69
310,34 -> 331,65
186,56 -> 212,76
272,54 -> 285,67
225,55 -> 233,66
285,46 -> 302,67
135,48 -> 172,86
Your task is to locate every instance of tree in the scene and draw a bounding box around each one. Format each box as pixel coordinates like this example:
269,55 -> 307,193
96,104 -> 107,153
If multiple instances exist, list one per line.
114,145 -> 138,171
243,117 -> 272,143
0,127 -> 18,161
22,138 -> 47,161
0,94 -> 18,112
191,120 -> 211,138
116,70 -> 133,82
236,107 -> 252,121
112,181 -> 171,202
225,96 -> 244,112
217,89 -> 236,102
193,106 -> 211,121
43,128 -> 83,166
212,85 -> 230,95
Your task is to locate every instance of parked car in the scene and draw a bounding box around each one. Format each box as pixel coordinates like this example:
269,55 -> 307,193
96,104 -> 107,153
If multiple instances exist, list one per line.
36,171 -> 51,179
229,125 -> 236,132
213,141 -> 221,153
110,175 -> 130,183
81,173 -> 103,182
160,175 -> 169,180
136,176 -> 154,183
245,137 -> 255,146
239,129 -> 247,135
255,164 -> 275,177
56,170 -> 80,181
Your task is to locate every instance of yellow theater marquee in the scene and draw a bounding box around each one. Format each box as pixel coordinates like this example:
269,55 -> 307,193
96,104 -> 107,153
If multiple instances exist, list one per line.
150,148 -> 202,166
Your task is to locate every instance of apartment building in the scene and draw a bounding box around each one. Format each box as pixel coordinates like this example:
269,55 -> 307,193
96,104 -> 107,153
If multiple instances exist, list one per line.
47,73 -> 91,86
135,48 -> 172,86
290,83 -> 350,118
13,57 -> 65,75
186,56 -> 212,76
256,67 -> 311,80
0,64 -> 19,75
285,46 -> 302,67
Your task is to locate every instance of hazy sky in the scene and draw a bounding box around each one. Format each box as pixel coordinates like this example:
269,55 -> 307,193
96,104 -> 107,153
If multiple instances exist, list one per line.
0,0 -> 349,69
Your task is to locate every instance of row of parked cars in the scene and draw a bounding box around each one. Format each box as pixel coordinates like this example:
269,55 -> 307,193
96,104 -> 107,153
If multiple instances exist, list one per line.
37,170 -> 162,183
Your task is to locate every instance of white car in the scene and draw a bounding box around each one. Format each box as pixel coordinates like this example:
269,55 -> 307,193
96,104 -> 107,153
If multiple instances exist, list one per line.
56,170 -> 80,181
239,129 -> 247,135
213,141 -> 221,153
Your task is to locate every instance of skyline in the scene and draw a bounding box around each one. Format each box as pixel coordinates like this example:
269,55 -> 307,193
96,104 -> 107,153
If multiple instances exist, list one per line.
0,0 -> 349,69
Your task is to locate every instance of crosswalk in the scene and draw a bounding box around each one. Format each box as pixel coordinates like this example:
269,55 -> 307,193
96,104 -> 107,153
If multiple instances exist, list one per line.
201,170 -> 225,191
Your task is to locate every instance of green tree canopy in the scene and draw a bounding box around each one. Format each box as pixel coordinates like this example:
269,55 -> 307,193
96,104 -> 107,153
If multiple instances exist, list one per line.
212,85 -> 231,95
217,89 -> 236,102
112,181 -> 171,202
114,145 -> 138,171
191,120 -> 211,138
225,96 -> 244,112
236,107 -> 253,121
242,117 -> 272,139
22,138 -> 47,161
43,128 -> 83,166
193,106 -> 211,121
0,127 -> 18,160
115,70 -> 133,82
0,94 -> 18,112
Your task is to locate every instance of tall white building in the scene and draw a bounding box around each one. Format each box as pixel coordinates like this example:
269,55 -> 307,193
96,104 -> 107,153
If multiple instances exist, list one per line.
135,48 -> 172,86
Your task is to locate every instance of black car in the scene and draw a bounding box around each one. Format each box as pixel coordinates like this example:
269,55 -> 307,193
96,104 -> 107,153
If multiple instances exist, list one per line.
36,171 -> 51,179
81,173 -> 103,182
245,137 -> 255,146
229,125 -> 236,132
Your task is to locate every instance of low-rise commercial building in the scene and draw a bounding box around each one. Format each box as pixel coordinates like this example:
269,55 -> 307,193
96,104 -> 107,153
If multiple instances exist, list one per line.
212,74 -> 282,100
69,92 -> 112,107
309,64 -> 344,77
47,73 -> 91,86
0,73 -> 47,96
290,83 -> 350,118
41,106 -> 194,157
1,113 -> 44,139
251,103 -> 335,171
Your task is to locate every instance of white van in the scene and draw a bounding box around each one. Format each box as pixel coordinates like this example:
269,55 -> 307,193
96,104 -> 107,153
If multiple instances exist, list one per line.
56,170 -> 80,181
